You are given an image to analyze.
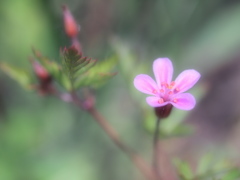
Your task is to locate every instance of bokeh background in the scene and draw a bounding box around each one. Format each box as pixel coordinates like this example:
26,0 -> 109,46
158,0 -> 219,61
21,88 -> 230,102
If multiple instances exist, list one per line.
1,0 -> 240,179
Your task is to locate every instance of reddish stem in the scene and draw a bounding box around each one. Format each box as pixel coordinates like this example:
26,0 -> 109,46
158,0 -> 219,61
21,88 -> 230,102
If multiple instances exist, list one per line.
57,91 -> 157,180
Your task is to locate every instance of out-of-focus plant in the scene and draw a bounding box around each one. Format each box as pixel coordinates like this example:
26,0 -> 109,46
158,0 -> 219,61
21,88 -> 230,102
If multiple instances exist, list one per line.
0,4 -> 239,180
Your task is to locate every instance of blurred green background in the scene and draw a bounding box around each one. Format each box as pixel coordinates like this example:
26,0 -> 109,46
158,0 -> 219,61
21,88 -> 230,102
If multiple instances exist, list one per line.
1,0 -> 240,180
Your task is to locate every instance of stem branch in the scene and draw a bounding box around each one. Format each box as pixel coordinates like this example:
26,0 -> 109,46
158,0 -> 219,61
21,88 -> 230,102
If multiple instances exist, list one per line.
57,91 -> 156,180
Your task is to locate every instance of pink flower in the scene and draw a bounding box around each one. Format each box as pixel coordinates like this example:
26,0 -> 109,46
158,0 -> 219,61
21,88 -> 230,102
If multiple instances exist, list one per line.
134,58 -> 200,110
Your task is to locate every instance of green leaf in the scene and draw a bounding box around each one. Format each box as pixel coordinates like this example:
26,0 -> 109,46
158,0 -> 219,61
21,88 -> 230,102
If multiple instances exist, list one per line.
61,46 -> 97,90
189,153 -> 240,180
0,62 -> 33,90
221,169 -> 240,180
32,48 -> 72,91
32,47 -> 117,91
174,159 -> 194,180
196,154 -> 214,176
33,48 -> 61,77
74,55 -> 117,89
58,72 -> 72,91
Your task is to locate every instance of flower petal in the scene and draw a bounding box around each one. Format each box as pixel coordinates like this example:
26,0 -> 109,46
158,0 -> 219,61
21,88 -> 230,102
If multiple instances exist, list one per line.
146,96 -> 169,107
133,74 -> 159,95
153,58 -> 173,87
170,93 -> 196,110
174,70 -> 200,93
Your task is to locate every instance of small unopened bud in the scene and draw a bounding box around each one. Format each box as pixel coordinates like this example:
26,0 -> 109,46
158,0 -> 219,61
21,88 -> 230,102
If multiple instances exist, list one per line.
62,5 -> 79,38
31,61 -> 54,95
32,61 -> 50,82
154,104 -> 173,118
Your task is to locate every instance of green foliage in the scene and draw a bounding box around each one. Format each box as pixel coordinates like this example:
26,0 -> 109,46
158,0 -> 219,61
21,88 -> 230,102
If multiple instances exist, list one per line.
175,154 -> 240,180
0,62 -> 33,90
1,47 -> 117,92
32,48 -> 72,91
61,47 -> 96,89
221,169 -> 240,180
32,47 -> 117,91
61,46 -> 117,90
73,55 -> 117,89
196,154 -> 214,176
174,159 -> 194,180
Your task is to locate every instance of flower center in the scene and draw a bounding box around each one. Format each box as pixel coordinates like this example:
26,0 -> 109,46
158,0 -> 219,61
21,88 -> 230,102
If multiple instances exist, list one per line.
158,81 -> 179,102
154,81 -> 180,104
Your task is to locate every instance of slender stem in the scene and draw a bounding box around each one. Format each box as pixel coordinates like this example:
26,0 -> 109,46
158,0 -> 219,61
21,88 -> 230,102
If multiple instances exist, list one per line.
87,106 -> 156,180
57,91 -> 156,180
153,117 -> 161,180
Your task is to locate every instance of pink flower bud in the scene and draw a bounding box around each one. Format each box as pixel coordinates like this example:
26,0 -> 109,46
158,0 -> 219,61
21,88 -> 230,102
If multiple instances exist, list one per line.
32,61 -> 50,81
62,5 -> 79,38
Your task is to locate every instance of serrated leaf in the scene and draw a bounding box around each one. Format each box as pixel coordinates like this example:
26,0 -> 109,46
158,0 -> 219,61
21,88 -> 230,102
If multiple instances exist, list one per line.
73,55 -> 117,89
61,46 -> 97,90
73,58 -> 97,78
0,63 -> 33,90
33,48 -> 71,91
61,47 -> 96,79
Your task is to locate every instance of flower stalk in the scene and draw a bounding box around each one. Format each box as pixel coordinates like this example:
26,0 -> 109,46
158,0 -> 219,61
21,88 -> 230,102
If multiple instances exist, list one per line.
153,117 -> 161,180
134,57 -> 201,180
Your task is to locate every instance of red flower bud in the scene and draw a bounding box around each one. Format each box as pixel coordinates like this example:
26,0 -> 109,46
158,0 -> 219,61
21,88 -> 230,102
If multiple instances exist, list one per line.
31,61 -> 54,95
62,5 -> 79,38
